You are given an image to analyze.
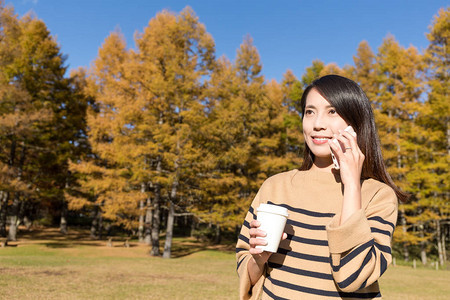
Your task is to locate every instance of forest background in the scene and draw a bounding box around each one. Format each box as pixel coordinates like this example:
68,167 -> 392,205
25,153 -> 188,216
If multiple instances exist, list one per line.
0,1 -> 448,268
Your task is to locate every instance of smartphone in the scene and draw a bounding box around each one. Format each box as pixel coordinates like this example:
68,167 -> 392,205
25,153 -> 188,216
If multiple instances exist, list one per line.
331,143 -> 340,170
330,126 -> 356,169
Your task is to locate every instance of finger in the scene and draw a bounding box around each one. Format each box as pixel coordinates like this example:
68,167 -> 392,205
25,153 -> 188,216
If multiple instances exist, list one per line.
344,125 -> 357,137
249,247 -> 263,255
336,131 -> 354,154
339,130 -> 360,156
250,220 -> 260,228
328,137 -> 342,155
249,228 -> 267,238
342,126 -> 358,146
249,248 -> 273,258
332,133 -> 350,155
249,237 -> 267,248
281,232 -> 288,240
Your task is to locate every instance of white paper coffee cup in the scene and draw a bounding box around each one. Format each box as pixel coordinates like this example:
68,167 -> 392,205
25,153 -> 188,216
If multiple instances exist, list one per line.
256,203 -> 289,253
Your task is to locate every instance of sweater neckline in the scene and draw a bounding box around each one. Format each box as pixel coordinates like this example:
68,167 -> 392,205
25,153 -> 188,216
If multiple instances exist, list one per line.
294,168 -> 342,184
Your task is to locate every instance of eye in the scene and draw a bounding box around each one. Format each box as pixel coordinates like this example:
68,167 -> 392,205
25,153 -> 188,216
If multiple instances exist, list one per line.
329,108 -> 337,115
304,109 -> 314,115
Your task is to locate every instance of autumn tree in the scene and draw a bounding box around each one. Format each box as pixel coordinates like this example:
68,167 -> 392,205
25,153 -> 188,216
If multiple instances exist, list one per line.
301,59 -> 347,87
130,7 -> 216,258
279,69 -> 304,159
421,7 -> 449,266
192,37 -> 269,236
194,37 -> 305,242
349,41 -> 378,101
68,31 -> 144,240
0,2 -> 86,240
371,35 -> 426,261
301,59 -> 325,88
69,7 -> 216,259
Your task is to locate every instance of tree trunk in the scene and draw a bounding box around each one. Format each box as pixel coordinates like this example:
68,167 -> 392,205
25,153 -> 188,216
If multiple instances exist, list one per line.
8,194 -> 20,241
396,124 -> 410,261
150,158 -> 162,256
400,206 -> 409,261
23,215 -> 32,230
144,194 -> 152,245
396,124 -> 402,171
138,199 -> 145,243
436,219 -> 444,266
150,195 -> 160,256
138,183 -> 146,243
190,217 -> 196,238
2,139 -> 16,238
442,224 -> 447,266
0,192 -> 9,237
420,222 -> 427,265
215,224 -> 221,244
163,200 -> 175,259
98,211 -> 103,240
163,130 -> 181,259
60,174 -> 70,235
447,119 -> 450,156
60,200 -> 68,235
90,206 -> 99,239
8,144 -> 26,241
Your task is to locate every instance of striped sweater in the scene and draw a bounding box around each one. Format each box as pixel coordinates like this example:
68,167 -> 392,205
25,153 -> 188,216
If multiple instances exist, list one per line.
236,169 -> 398,299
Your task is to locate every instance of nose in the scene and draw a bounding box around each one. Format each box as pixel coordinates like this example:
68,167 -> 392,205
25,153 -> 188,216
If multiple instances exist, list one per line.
313,112 -> 327,130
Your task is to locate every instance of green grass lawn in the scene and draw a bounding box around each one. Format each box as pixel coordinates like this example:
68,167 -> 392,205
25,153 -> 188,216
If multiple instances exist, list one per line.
0,228 -> 238,299
379,262 -> 449,300
0,228 -> 448,299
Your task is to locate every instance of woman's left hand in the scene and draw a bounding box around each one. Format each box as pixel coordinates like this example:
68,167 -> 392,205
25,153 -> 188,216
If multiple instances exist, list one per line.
328,127 -> 365,187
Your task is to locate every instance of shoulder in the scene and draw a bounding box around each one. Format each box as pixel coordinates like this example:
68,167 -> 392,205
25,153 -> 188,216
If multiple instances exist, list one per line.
258,169 -> 298,191
361,178 -> 398,207
263,169 -> 298,185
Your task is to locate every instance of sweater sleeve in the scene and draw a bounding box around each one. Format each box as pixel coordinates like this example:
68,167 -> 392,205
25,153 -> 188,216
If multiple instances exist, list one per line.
236,185 -> 266,300
326,185 -> 398,292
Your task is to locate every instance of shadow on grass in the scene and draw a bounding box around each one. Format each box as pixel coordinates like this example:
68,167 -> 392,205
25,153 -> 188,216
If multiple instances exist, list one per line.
12,227 -> 236,257
170,240 -> 208,258
169,237 -> 236,258
45,242 -> 72,248
16,227 -> 128,249
0,243 -> 18,247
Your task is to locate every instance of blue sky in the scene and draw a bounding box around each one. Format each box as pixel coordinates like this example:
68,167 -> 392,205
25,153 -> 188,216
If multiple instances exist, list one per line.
6,0 -> 448,82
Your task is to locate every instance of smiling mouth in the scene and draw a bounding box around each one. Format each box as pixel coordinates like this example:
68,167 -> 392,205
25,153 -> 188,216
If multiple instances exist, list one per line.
312,137 -> 330,141
311,136 -> 332,145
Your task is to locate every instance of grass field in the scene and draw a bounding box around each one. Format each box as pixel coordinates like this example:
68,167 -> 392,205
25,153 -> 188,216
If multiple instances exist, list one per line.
0,228 -> 448,299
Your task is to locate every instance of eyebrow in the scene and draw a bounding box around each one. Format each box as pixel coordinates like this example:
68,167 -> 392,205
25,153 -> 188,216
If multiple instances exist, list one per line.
305,104 -> 335,109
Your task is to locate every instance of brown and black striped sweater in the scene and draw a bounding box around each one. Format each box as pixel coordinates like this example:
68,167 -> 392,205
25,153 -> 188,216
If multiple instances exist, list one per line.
236,169 -> 398,299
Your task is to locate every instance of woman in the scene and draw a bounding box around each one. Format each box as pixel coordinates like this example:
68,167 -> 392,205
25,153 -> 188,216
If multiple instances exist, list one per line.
236,75 -> 406,299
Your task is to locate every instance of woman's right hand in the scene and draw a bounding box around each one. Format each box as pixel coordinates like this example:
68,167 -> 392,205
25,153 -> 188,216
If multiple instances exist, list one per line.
247,220 -> 272,285
247,219 -> 287,285
248,220 -> 272,262
249,220 -> 288,262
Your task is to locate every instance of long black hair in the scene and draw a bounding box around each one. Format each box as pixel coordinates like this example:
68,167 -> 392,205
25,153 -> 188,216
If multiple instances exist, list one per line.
299,75 -> 408,202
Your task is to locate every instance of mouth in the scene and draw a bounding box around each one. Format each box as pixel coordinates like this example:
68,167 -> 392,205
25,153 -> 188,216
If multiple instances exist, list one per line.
311,136 -> 332,145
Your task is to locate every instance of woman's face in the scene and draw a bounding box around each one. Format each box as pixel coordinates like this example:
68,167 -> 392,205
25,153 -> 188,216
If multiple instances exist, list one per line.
302,88 -> 348,166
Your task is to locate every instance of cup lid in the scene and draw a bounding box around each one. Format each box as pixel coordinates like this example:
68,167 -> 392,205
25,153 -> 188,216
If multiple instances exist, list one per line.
257,203 -> 289,217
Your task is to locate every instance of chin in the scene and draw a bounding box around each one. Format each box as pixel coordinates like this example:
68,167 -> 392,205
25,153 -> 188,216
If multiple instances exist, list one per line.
308,148 -> 331,158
